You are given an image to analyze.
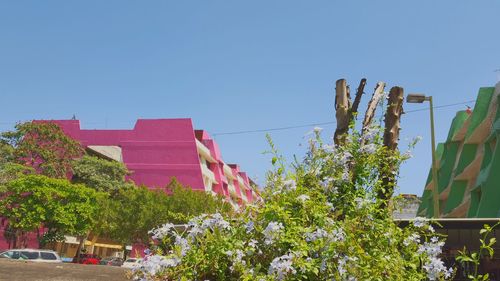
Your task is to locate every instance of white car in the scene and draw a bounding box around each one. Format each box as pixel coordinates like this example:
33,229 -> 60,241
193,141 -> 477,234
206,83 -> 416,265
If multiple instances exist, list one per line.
121,257 -> 142,269
0,249 -> 62,263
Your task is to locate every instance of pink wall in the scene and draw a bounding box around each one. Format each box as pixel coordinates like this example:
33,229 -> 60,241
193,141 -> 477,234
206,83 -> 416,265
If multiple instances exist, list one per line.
53,119 -> 205,191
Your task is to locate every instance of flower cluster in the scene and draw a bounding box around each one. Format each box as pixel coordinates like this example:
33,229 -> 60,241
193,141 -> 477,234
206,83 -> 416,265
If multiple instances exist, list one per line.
263,221 -> 284,245
187,213 -> 231,239
268,253 -> 296,280
132,127 -> 454,281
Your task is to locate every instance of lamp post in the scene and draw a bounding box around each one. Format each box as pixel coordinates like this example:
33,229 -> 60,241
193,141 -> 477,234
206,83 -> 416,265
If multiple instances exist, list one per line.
406,94 -> 440,218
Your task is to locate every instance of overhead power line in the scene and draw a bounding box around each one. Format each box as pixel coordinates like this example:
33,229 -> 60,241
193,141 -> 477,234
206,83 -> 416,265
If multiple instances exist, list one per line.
0,99 -> 478,136
212,99 -> 477,136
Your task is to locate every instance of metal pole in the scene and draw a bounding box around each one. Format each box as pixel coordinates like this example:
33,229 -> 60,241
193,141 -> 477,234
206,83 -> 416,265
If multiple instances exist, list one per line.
428,96 -> 440,217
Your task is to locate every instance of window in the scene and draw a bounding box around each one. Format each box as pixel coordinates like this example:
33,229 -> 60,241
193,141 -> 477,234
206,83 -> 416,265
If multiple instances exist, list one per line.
0,251 -> 19,259
40,252 -> 57,260
20,251 -> 39,260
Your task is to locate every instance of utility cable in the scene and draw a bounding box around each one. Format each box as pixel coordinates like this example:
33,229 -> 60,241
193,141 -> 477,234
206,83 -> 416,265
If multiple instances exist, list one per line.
212,99 -> 477,136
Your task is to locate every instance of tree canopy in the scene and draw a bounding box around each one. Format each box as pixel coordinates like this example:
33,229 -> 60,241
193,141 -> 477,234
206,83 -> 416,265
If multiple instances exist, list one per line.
72,155 -> 132,196
0,122 -> 83,178
0,175 -> 101,248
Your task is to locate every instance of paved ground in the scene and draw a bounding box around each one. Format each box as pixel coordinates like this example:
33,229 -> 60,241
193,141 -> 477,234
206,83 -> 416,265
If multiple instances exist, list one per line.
0,259 -> 130,281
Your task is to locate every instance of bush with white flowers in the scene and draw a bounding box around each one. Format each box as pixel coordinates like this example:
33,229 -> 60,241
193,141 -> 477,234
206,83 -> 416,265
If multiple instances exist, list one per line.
132,127 -> 453,281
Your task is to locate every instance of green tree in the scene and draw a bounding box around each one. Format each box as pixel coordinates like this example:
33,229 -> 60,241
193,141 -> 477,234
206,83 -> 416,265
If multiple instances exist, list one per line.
0,122 -> 83,178
0,175 -> 100,248
69,155 -> 134,259
72,155 -> 132,196
0,163 -> 34,186
110,180 -> 232,247
164,178 -> 232,224
106,186 -> 168,246
0,141 -> 14,166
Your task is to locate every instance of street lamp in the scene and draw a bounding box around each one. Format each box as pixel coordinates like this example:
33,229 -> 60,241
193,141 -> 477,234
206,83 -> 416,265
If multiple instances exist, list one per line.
406,93 -> 440,218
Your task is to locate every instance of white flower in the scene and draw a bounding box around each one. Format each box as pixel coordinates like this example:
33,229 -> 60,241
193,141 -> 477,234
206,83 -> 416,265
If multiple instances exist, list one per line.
297,194 -> 310,202
187,213 -> 231,240
361,126 -> 379,142
248,239 -> 258,248
268,253 -> 296,280
136,254 -> 180,276
322,144 -> 335,153
403,233 -> 420,246
305,228 -> 328,242
283,179 -> 296,190
174,235 -> 190,256
402,150 -> 413,159
326,202 -> 336,212
428,225 -> 435,233
337,255 -> 348,276
360,143 -> 377,154
227,249 -> 246,272
149,223 -> 175,240
330,227 -> 346,242
412,217 -> 428,228
245,221 -> 255,233
423,257 -> 453,280
416,237 -> 452,280
314,126 -> 323,133
263,221 -> 284,245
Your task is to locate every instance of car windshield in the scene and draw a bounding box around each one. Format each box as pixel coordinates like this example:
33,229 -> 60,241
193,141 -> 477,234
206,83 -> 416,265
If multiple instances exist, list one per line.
0,251 -> 14,258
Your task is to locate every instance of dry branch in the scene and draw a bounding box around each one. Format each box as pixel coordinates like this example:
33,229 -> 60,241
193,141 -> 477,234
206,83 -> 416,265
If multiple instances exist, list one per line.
350,78 -> 367,120
361,81 -> 386,134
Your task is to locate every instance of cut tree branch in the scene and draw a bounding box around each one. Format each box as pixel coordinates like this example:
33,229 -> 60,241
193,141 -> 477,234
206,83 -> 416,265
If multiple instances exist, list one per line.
361,81 -> 386,135
334,79 -> 351,145
379,86 -> 404,204
350,78 -> 367,121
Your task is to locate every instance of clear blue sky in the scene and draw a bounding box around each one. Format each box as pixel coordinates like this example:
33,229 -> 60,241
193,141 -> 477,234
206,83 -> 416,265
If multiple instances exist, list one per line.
1,1 -> 499,195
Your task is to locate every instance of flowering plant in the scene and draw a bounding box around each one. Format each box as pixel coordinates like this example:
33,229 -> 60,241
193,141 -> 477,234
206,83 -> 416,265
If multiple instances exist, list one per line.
133,127 -> 453,281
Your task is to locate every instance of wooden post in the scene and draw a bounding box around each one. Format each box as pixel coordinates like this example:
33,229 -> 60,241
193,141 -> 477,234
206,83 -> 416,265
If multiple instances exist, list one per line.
334,79 -> 351,145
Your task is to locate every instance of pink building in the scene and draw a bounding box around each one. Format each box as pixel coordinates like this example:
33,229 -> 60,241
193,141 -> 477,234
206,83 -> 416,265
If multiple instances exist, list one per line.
50,118 -> 259,207
0,118 -> 259,252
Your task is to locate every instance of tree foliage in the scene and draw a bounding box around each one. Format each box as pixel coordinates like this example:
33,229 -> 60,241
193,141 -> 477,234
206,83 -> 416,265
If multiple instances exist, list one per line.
163,178 -> 232,224
0,122 -> 83,178
72,155 -> 132,196
0,175 -> 101,247
108,179 -> 232,246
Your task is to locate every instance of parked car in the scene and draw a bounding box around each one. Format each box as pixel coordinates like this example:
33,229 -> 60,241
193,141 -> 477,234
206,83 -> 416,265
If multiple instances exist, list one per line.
99,257 -> 123,266
121,258 -> 142,269
72,253 -> 101,265
0,249 -> 62,263
61,257 -> 74,263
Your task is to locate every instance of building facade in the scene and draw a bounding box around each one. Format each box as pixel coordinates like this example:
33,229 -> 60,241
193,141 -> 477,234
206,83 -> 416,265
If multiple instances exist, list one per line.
51,118 -> 260,207
0,118 -> 260,256
418,82 -> 500,217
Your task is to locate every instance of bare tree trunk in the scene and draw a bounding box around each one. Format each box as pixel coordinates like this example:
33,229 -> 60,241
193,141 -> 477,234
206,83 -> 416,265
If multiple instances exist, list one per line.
350,78 -> 367,121
361,81 -> 386,136
378,86 -> 404,204
334,79 -> 351,145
